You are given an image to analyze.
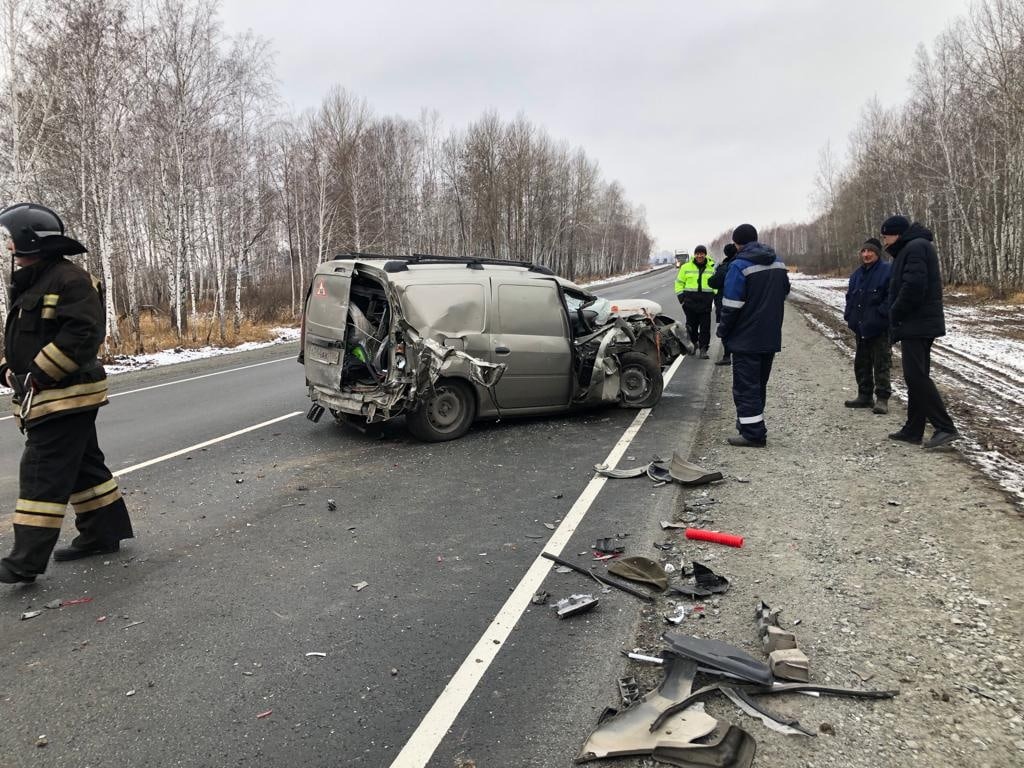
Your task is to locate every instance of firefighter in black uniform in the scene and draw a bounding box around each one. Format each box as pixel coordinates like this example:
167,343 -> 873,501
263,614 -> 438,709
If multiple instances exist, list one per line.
0,203 -> 133,585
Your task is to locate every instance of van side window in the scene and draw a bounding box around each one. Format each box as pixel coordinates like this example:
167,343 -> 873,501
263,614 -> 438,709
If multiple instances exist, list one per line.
498,284 -> 565,336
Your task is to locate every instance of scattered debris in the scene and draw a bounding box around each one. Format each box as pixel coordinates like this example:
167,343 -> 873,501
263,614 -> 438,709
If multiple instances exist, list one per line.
608,556 -> 669,591
663,563 -> 676,574
544,523 -> 556,530
555,566 -> 574,574
721,686 -> 815,736
662,633 -> 773,686
621,649 -> 665,665
552,493 -> 564,499
673,562 -> 731,598
769,648 -> 811,682
123,621 -> 145,630
594,463 -> 648,479
664,605 -> 692,625
36,735 -> 48,748
668,453 -> 724,486
554,593 -> 599,619
684,528 -> 744,548
20,611 -> 42,621
541,552 -> 656,602
44,599 -> 62,610
660,520 -> 688,530
531,590 -> 550,606
96,615 -> 108,623
618,676 -> 642,708
327,499 -> 337,511
126,689 -> 136,697
524,534 -> 545,540
390,668 -> 399,676
763,626 -> 798,653
352,581 -> 369,591
61,597 -> 94,607
256,710 -> 273,719
305,652 -> 327,658
593,537 -> 625,554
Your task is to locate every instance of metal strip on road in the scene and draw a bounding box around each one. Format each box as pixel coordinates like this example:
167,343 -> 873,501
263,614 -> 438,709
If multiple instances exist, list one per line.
111,411 -> 303,478
387,353 -> 688,768
0,357 -> 294,423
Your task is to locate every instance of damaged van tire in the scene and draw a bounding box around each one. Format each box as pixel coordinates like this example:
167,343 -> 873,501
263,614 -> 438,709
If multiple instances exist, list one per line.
406,378 -> 476,442
618,352 -> 663,408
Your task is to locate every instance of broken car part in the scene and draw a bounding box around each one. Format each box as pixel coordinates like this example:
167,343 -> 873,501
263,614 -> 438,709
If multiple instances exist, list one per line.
607,556 -> 669,591
554,593 -> 599,619
618,676 -> 642,709
720,686 -> 816,737
769,648 -> 810,682
650,680 -> 898,732
594,463 -> 649,479
650,723 -> 757,768
576,657 -> 718,762
622,650 -> 665,665
541,552 -> 655,602
593,537 -> 625,554
662,633 -> 774,687
673,562 -> 730,598
668,453 -> 724,486
762,626 -> 797,653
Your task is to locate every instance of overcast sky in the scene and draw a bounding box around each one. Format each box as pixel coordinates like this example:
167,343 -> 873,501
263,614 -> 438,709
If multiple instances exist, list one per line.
220,0 -> 973,254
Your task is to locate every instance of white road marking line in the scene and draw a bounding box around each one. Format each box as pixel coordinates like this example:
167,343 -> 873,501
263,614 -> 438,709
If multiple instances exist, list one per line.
388,354 -> 687,768
112,412 -> 302,478
0,356 -> 294,422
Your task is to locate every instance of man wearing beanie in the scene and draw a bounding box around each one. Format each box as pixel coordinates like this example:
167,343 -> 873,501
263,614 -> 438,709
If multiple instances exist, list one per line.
881,215 -> 959,449
708,242 -> 738,365
717,223 -> 790,447
673,245 -> 716,359
843,238 -> 892,413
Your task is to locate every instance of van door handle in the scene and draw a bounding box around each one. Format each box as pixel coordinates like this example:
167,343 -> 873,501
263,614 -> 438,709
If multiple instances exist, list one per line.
495,346 -> 511,355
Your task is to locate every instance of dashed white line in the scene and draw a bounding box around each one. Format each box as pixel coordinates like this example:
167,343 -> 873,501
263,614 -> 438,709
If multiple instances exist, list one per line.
387,353 -> 687,768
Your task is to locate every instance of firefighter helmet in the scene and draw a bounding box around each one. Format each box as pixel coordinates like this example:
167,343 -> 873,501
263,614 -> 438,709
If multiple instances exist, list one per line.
0,203 -> 87,257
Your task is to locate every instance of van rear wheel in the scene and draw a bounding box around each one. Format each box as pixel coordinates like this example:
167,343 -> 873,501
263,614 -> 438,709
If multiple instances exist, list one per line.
406,378 -> 476,442
618,352 -> 663,408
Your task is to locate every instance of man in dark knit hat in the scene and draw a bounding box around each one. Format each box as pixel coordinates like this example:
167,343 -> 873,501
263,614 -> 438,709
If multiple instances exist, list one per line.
708,242 -> 738,365
717,223 -> 790,447
880,214 -> 959,449
843,238 -> 892,414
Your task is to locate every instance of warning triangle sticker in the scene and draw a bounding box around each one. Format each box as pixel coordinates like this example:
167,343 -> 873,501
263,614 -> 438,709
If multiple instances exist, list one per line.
315,280 -> 327,297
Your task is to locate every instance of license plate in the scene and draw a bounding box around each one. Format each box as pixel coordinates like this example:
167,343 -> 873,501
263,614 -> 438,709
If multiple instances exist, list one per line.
308,346 -> 340,365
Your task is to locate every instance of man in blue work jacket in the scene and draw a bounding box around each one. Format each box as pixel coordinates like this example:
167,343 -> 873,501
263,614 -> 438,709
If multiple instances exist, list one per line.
843,238 -> 892,414
717,224 -> 790,447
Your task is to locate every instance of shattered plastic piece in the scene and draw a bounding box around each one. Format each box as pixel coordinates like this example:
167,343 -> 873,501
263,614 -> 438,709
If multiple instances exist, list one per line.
665,605 -> 691,625
647,462 -> 673,484
769,649 -> 810,682
532,591 -> 550,606
555,566 -> 574,574
763,626 -> 798,653
664,563 -> 677,574
327,499 -> 337,511
44,600 -> 62,610
554,593 -> 599,619
541,552 -> 656,602
651,723 -> 757,768
608,556 -> 669,591
662,633 -> 773,687
36,735 -> 48,748
720,686 -> 815,736
126,689 -> 136,697
544,523 -> 556,530
685,528 -> 744,548
576,657 -> 718,762
20,611 -> 42,620
673,562 -> 730,598
305,652 -> 327,658
623,651 -> 665,665
661,521 -> 688,530
593,553 -> 616,562
352,581 -> 369,591
669,453 -> 724,486
594,538 -> 625,554
594,463 -> 649,479
61,597 -> 93,607
618,676 -> 642,708
256,710 -> 273,719
123,621 -> 145,629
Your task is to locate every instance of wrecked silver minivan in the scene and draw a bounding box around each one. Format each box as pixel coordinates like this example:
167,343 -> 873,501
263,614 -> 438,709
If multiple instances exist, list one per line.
300,255 -> 690,441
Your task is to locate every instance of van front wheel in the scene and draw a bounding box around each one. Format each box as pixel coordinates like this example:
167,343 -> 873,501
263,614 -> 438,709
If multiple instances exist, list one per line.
618,352 -> 663,408
406,378 -> 477,442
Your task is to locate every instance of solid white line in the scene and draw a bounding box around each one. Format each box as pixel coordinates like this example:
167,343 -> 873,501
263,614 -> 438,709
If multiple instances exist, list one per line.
0,356 -> 294,422
387,354 -> 687,768
112,411 -> 302,478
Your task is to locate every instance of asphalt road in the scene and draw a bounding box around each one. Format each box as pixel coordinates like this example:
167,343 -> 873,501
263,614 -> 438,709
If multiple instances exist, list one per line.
0,267 -> 722,768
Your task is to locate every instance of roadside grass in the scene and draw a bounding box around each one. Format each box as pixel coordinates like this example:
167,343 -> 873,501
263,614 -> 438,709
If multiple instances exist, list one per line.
103,311 -> 298,357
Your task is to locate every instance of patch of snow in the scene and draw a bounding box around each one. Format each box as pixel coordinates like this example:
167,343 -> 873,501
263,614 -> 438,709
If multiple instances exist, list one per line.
581,263 -> 673,289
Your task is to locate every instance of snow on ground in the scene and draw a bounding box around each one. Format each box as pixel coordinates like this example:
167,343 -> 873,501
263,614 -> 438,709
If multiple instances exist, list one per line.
580,263 -> 673,289
790,275 -> 1024,506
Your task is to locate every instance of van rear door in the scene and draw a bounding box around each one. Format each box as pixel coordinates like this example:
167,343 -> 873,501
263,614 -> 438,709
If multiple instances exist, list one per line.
303,263 -> 353,390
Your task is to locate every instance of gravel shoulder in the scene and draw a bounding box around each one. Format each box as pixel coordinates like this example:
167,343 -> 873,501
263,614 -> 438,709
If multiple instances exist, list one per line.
619,307 -> 1023,768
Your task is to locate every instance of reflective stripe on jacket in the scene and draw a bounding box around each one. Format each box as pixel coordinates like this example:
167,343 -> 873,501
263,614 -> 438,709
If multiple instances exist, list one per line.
674,258 -> 717,295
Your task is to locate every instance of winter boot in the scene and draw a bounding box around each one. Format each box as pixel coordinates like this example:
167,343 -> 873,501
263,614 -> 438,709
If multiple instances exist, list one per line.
872,398 -> 888,414
699,347 -> 710,360
844,394 -> 873,408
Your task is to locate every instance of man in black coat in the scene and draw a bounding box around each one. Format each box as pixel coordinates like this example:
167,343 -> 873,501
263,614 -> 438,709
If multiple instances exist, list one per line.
708,243 -> 738,365
843,238 -> 892,413
881,215 -> 959,449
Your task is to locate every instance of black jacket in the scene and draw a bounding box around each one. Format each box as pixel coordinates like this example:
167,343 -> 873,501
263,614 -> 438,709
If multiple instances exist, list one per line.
708,253 -> 735,311
844,259 -> 891,339
716,242 -> 790,353
885,223 -> 945,341
1,257 -> 108,428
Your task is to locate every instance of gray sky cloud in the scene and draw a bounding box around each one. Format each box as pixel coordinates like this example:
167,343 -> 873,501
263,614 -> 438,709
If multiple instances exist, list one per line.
220,0 -> 972,252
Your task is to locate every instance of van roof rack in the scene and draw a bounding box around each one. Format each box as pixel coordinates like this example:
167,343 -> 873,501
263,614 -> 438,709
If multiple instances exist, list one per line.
332,251 -> 554,276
